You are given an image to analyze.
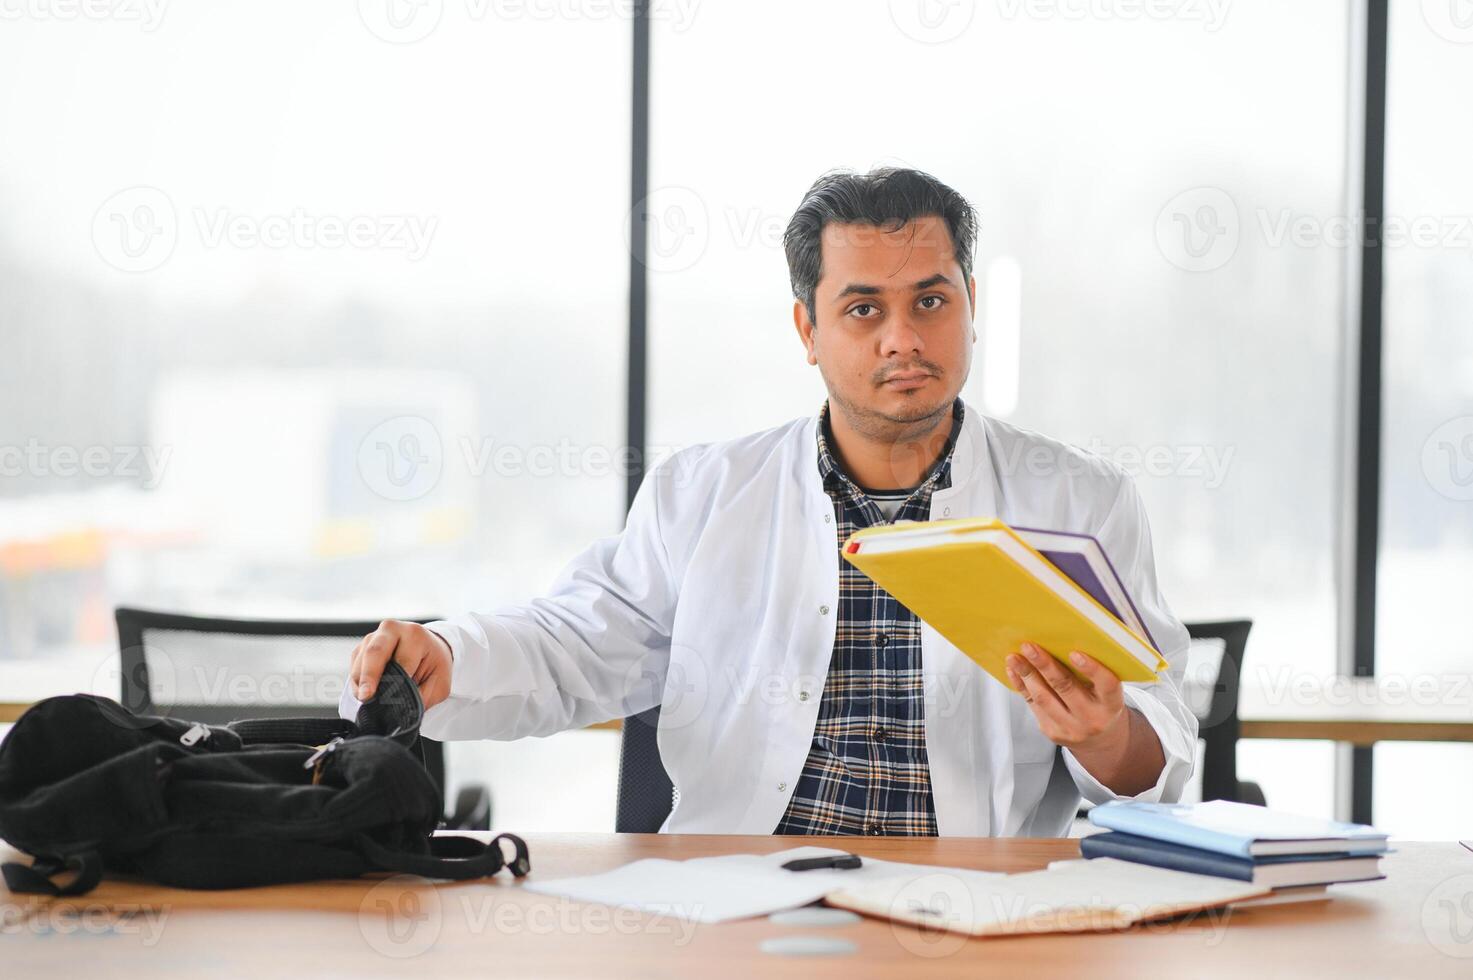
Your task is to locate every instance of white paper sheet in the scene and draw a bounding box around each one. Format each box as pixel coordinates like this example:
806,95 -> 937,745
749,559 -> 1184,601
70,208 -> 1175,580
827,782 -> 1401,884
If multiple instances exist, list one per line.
523,846 -> 1003,924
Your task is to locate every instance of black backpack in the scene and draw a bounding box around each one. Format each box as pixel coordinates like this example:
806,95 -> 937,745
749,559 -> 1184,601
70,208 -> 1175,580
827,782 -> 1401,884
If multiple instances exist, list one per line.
0,660 -> 529,896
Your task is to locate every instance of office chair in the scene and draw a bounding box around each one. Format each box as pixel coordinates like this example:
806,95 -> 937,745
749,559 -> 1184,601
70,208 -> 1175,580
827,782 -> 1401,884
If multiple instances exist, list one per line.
113,606 -> 492,830
616,620 -> 1268,832
614,704 -> 675,833
1183,618 -> 1265,806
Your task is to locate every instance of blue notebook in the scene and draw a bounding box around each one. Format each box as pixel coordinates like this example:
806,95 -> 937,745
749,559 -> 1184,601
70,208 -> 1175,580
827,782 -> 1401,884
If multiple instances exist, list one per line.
1087,801 -> 1389,858
1080,831 -> 1386,887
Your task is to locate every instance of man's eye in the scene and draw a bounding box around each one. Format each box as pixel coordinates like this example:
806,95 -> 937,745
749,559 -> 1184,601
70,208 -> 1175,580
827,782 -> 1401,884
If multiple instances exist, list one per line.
919,295 -> 945,310
851,303 -> 877,317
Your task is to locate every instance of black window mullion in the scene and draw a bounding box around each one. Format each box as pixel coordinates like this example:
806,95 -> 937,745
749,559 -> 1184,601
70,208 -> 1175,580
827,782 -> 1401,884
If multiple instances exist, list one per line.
1350,0 -> 1389,826
626,0 -> 652,512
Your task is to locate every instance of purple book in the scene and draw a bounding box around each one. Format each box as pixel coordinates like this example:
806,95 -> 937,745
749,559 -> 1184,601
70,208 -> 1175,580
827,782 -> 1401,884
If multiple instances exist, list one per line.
1011,526 -> 1157,649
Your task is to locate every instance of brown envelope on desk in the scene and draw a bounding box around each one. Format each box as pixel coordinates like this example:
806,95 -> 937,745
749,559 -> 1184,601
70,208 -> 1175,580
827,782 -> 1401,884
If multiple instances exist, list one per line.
825,857 -> 1272,938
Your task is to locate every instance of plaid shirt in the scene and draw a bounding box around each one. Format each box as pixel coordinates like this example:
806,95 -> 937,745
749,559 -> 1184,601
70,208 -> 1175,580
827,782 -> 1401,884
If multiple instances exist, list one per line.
774,398 -> 964,837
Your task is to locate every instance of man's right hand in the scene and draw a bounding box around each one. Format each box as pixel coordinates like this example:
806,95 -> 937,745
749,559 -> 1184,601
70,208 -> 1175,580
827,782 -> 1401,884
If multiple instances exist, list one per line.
349,620 -> 454,709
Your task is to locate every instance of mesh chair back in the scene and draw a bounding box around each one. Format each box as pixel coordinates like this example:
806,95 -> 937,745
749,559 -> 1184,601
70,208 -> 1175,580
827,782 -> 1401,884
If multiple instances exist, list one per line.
113,606 -> 447,795
1183,619 -> 1253,803
614,705 -> 676,833
115,607 -> 396,721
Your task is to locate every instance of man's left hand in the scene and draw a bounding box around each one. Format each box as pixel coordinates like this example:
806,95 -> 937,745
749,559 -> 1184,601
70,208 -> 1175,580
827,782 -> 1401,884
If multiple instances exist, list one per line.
1005,642 -> 1127,751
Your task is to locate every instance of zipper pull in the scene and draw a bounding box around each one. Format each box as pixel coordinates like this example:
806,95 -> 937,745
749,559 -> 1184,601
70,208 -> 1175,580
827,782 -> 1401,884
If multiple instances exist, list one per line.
179,723 -> 211,747
304,736 -> 346,786
302,737 -> 345,770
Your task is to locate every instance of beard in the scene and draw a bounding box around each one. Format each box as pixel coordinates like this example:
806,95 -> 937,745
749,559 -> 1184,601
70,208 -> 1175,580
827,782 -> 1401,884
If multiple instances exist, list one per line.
825,377 -> 953,443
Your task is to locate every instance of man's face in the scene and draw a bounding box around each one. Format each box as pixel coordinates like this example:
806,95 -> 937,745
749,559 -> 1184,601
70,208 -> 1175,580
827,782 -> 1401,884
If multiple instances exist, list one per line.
794,215 -> 976,435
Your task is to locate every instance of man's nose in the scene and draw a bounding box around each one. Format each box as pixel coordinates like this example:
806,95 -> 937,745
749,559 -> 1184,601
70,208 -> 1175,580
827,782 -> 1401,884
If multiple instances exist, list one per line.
878,314 -> 925,359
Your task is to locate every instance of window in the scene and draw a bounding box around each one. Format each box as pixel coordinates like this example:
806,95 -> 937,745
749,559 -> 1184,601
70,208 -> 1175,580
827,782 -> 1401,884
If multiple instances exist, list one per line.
1369,2 -> 1473,839
1,6 -> 631,827
4,2 -> 1461,832
648,2 -> 1349,815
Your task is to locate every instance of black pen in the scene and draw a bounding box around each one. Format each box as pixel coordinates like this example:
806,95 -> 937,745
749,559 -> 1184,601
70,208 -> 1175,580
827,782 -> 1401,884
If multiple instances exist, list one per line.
782,853 -> 863,872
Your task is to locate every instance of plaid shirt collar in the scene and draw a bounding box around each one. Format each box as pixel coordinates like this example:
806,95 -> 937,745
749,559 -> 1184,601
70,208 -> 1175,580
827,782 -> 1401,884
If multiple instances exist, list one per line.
816,397 -> 965,498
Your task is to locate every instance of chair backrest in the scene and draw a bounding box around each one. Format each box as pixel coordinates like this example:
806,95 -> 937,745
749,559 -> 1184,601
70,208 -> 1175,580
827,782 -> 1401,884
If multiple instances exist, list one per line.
614,704 -> 675,833
113,606 -> 447,793
615,619 -> 1256,829
1182,619 -> 1252,803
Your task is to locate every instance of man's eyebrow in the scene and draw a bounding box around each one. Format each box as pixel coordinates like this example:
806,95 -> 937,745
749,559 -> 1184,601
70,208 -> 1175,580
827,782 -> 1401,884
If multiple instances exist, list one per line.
834,273 -> 955,300
912,273 -> 955,291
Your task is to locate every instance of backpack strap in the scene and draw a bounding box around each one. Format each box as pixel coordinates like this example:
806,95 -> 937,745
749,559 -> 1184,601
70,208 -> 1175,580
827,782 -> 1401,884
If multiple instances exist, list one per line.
228,717 -> 355,746
356,832 -> 531,881
2,852 -> 103,896
228,661 -> 423,750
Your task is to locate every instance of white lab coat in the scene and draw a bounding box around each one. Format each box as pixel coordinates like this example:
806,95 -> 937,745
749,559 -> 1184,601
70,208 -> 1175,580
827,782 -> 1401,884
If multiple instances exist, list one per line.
345,407 -> 1197,836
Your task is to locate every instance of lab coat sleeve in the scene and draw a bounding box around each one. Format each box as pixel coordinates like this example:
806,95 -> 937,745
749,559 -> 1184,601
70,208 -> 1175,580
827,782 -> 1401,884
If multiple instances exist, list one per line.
413,455 -> 682,741
1060,471 -> 1198,805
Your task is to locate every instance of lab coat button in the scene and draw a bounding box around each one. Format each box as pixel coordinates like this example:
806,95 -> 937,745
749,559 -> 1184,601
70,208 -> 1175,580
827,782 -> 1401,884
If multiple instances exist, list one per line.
819,604 -> 830,615
778,782 -> 787,792
798,690 -> 810,702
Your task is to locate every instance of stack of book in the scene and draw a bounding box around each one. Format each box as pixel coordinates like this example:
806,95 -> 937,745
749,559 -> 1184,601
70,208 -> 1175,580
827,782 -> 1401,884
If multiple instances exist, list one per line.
1083,800 -> 1388,904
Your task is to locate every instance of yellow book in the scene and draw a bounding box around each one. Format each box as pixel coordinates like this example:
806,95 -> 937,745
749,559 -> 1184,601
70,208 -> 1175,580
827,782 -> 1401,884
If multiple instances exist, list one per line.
841,518 -> 1166,685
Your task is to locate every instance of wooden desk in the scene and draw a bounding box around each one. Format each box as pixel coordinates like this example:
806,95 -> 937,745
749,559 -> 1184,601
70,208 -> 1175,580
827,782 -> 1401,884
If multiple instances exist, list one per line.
4,835 -> 1470,978
1236,678 -> 1473,745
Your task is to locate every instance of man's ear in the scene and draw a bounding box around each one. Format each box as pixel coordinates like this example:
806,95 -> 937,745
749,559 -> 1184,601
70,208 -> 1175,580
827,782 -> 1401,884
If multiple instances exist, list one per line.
968,274 -> 978,343
793,300 -> 819,366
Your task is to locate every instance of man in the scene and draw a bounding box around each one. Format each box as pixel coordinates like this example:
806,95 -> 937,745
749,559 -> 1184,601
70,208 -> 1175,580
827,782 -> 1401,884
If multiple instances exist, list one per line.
344,167 -> 1197,836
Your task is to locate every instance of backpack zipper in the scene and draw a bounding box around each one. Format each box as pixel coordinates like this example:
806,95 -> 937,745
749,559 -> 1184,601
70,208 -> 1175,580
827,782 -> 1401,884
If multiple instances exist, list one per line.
303,737 -> 345,785
179,723 -> 212,747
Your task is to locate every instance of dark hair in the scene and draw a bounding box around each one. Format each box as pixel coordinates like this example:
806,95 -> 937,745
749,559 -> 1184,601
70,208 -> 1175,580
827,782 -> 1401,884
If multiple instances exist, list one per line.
783,167 -> 979,327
